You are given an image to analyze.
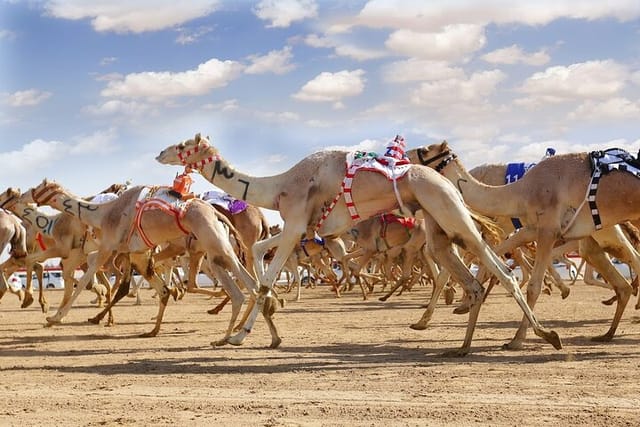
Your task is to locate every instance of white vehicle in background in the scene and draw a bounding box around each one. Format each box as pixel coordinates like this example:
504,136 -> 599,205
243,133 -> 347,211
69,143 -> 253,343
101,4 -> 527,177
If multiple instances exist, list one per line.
14,269 -> 65,289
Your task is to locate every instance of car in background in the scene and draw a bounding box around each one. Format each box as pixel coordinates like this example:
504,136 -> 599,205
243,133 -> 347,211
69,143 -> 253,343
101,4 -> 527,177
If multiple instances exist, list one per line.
14,270 -> 65,289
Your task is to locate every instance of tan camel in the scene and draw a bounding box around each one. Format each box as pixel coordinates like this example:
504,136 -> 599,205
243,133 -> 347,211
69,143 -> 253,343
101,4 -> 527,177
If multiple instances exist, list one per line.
155,133 -> 562,356
26,179 -> 280,347
266,224 -> 344,301
343,213 -> 436,302
0,187 -> 112,313
0,209 -> 27,303
410,142 -> 640,349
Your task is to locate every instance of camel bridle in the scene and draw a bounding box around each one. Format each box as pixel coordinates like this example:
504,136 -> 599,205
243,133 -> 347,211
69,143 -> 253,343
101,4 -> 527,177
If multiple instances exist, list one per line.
175,139 -> 220,170
417,148 -> 457,173
0,192 -> 18,210
31,183 -> 61,206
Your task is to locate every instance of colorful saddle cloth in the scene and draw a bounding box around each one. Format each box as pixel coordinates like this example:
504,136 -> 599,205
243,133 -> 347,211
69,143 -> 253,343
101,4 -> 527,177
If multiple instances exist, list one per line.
201,189 -> 248,214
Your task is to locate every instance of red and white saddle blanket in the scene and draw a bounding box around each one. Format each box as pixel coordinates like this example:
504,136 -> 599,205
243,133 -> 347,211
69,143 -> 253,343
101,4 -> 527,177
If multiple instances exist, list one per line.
128,186 -> 192,248
316,150 -> 412,231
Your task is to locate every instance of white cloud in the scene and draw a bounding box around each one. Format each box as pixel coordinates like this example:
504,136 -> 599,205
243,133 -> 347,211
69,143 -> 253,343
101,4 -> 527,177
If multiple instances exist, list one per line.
175,25 -> 213,45
0,29 -> 17,41
516,60 -> 629,107
568,98 -> 640,121
292,69 -> 366,104
342,1 -> 640,32
303,34 -> 386,61
44,0 -> 219,33
69,128 -> 120,155
382,59 -> 465,83
101,58 -> 244,100
632,70 -> 640,86
202,99 -> 240,112
334,44 -> 386,61
83,99 -> 151,116
4,89 -> 52,107
385,24 -> 486,62
411,69 -> 506,107
304,34 -> 333,48
99,56 -> 118,66
325,138 -> 386,153
245,46 -> 296,75
254,0 -> 318,28
481,44 -> 550,66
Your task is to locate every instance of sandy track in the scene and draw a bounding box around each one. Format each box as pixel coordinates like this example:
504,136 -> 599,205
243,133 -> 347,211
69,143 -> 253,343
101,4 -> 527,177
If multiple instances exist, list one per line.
1,281 -> 639,426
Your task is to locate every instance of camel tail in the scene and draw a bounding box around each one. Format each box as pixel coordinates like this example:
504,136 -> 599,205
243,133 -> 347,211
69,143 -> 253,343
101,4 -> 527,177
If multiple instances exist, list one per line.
469,210 -> 504,247
620,221 -> 640,247
215,211 -> 249,265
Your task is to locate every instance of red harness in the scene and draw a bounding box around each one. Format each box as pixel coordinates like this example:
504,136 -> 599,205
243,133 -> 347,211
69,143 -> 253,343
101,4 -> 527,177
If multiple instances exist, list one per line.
127,191 -> 192,248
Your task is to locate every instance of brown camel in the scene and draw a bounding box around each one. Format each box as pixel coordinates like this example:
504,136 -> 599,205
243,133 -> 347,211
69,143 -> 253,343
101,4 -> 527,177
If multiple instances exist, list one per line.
0,209 -> 27,303
26,179 -> 280,347
410,142 -> 640,349
155,133 -> 562,356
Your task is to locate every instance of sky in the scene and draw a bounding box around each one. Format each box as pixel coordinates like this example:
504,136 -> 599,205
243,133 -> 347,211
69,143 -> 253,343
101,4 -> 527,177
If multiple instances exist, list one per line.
2,0 -> 640,228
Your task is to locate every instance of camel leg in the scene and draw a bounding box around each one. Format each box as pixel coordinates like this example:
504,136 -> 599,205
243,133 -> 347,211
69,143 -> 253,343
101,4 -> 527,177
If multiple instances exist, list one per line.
141,284 -> 172,338
579,237 -> 632,341
410,269 -> 449,329
209,265 -> 246,346
228,227 -> 297,347
501,227 -> 559,350
46,250 -> 111,324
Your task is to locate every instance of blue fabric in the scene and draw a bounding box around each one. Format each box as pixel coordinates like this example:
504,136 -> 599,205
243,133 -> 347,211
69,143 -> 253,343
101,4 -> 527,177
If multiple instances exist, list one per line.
505,162 -> 527,184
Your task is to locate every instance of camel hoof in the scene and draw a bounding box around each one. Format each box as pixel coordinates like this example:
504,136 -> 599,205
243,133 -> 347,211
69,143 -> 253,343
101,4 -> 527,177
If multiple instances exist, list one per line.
270,337 -> 282,349
502,341 -> 524,351
226,337 -> 244,346
601,296 -> 617,306
442,348 -> 469,357
45,316 -> 61,325
21,293 -> 34,309
453,305 -> 470,315
211,339 -> 229,347
139,331 -> 157,338
541,330 -> 563,350
410,322 -> 428,331
207,307 -> 223,315
591,334 -> 614,343
444,287 -> 455,305
40,301 -> 49,313
635,302 -> 640,310
88,317 -> 100,325
561,289 -> 570,299
378,296 -> 388,302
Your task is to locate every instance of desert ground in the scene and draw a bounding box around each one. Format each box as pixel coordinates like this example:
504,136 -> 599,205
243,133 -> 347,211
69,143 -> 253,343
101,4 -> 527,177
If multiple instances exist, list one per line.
1,280 -> 639,426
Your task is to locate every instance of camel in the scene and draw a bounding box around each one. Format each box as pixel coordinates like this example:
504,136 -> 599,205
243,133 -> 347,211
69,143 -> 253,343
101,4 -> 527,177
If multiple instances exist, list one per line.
342,212 -> 438,302
410,141 -> 640,349
26,179 -> 280,347
0,209 -> 27,303
155,133 -> 562,356
0,187 -> 114,313
266,223 -> 345,301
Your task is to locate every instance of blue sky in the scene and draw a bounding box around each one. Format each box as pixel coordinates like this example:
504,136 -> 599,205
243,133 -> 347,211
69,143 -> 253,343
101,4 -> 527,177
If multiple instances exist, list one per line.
2,0 -> 640,227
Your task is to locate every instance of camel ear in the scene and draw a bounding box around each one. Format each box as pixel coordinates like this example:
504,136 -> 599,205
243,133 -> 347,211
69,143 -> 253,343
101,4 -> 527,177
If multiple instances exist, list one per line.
441,140 -> 449,149
195,133 -> 201,143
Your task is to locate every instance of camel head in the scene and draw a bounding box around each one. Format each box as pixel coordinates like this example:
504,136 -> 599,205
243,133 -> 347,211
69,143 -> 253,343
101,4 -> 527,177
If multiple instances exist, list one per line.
156,132 -> 219,169
0,187 -> 21,210
29,178 -> 64,207
407,141 -> 455,171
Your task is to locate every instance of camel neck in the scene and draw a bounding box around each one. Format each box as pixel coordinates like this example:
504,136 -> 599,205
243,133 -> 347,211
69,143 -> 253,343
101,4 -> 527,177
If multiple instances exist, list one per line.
40,190 -> 104,229
197,155 -> 281,210
443,159 -> 523,218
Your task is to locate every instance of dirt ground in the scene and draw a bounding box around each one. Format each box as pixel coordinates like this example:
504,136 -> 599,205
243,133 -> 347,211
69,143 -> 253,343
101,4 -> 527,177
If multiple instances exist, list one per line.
1,281 -> 640,426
